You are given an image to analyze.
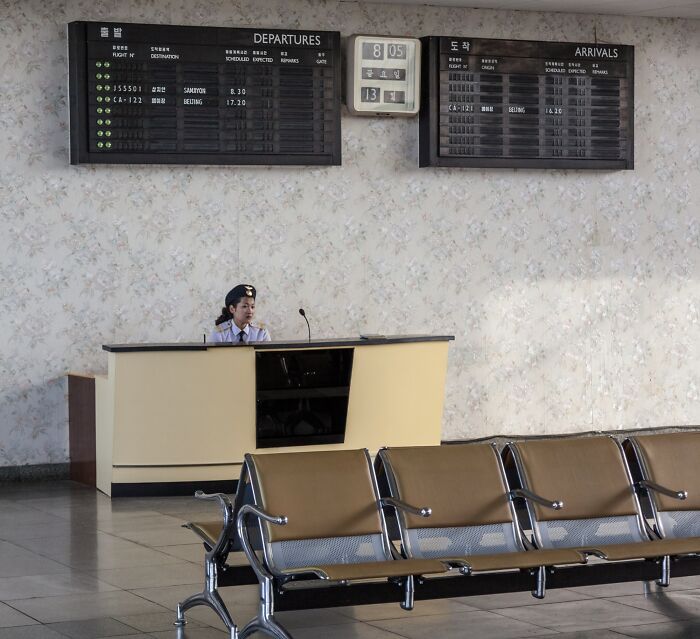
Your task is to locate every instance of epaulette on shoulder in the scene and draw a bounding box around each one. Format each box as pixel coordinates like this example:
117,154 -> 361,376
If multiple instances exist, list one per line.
215,321 -> 231,333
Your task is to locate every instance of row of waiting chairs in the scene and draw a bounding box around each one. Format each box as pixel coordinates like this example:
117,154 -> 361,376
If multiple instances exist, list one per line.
175,431 -> 700,639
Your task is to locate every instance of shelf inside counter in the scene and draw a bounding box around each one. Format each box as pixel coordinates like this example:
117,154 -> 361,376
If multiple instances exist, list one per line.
257,386 -> 350,400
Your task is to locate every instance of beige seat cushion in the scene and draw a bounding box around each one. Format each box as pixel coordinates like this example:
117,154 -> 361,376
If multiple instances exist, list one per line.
580,537 -> 700,560
283,558 -> 450,581
186,521 -> 224,546
287,548 -> 585,579
449,548 -> 586,572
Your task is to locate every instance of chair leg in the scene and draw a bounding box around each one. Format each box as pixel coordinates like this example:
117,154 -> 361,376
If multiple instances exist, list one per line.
532,565 -> 546,599
656,555 -> 671,587
240,620 -> 292,639
175,552 -> 238,637
400,575 -> 415,611
239,576 -> 292,639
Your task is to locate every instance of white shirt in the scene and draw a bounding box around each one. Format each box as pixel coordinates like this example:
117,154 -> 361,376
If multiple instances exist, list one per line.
209,320 -> 271,344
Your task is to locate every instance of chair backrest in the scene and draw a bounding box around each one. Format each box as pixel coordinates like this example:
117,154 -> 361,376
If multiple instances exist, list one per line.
506,436 -> 648,550
378,444 -> 523,559
627,432 -> 700,539
245,449 -> 390,573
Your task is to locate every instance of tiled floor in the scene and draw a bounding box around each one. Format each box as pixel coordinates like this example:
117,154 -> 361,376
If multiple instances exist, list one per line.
2,482 -> 700,639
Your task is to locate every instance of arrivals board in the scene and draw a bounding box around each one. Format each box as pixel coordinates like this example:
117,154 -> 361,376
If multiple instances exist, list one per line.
419,36 -> 634,169
68,22 -> 341,165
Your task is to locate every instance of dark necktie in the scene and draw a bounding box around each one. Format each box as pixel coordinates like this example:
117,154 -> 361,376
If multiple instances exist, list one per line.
238,330 -> 245,343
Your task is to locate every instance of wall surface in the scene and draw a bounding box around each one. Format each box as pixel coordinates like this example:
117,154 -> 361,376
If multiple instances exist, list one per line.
0,0 -> 699,467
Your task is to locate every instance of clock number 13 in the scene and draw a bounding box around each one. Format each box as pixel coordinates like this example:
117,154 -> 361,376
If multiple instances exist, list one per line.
361,87 -> 380,103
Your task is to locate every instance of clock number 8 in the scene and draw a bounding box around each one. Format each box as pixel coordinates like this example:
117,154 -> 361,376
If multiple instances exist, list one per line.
362,41 -> 385,60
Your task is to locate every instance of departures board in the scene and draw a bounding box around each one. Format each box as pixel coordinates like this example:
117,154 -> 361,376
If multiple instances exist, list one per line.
68,22 -> 341,165
419,36 -> 634,169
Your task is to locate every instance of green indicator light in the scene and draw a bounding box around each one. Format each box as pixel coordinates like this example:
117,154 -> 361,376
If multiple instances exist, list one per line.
105,142 -> 112,148
105,97 -> 111,103
96,61 -> 102,68
105,119 -> 111,125
104,85 -> 111,91
96,73 -> 102,80
104,62 -> 110,68
97,141 -> 104,148
104,73 -> 110,80
96,85 -> 102,91
105,130 -> 111,137
96,107 -> 103,114
97,130 -> 103,137
97,119 -> 103,125
96,96 -> 103,102
105,108 -> 111,114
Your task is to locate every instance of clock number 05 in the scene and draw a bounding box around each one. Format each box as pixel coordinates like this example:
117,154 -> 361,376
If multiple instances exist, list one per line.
387,43 -> 406,59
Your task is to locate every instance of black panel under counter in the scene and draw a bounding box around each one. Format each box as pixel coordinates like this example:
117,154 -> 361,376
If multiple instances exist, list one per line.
255,348 -> 354,448
102,335 -> 455,352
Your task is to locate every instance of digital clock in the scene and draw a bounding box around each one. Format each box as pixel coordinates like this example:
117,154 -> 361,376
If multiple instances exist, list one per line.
346,35 -> 420,116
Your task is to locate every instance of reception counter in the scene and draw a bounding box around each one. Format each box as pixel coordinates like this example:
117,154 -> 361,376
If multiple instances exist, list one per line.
91,335 -> 453,496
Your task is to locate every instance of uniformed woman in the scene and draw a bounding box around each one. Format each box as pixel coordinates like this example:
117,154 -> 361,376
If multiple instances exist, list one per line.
210,284 -> 271,343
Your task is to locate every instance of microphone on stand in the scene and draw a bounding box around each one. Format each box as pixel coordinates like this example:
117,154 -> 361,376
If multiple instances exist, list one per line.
298,308 -> 311,343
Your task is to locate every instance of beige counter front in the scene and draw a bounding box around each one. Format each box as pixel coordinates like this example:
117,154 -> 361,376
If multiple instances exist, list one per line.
96,337 -> 452,496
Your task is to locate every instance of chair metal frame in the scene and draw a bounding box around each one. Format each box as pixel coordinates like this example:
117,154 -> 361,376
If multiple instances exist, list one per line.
175,437 -> 700,638
377,443 -> 576,598
234,449 -> 441,638
175,468 -> 261,638
505,436 -> 653,550
624,436 -> 690,540
378,444 -> 528,560
505,435 -> 676,586
174,490 -> 239,638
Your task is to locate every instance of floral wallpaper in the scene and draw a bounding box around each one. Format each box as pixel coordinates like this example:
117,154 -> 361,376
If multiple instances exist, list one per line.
0,0 -> 698,467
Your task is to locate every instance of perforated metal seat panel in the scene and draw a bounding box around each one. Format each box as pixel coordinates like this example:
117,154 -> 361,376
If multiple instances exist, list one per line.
404,525 -> 585,572
406,524 -> 520,559
580,537 -> 700,560
439,548 -> 586,572
537,516 -> 648,550
268,534 -> 450,580
280,558 -> 450,581
269,534 -> 387,572
659,511 -> 700,539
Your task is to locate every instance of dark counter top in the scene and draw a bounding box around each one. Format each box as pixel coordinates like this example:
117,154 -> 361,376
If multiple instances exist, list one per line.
103,335 -> 455,353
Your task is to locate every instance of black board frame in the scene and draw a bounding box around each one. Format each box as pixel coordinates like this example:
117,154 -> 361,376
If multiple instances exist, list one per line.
419,35 -> 635,170
68,21 -> 342,166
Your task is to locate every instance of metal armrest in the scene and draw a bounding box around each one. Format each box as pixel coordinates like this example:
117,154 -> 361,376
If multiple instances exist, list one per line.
193,491 -> 234,556
236,504 -> 287,581
380,497 -> 432,518
510,488 -> 564,510
195,490 -> 233,517
237,504 -> 288,527
638,480 -> 688,501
